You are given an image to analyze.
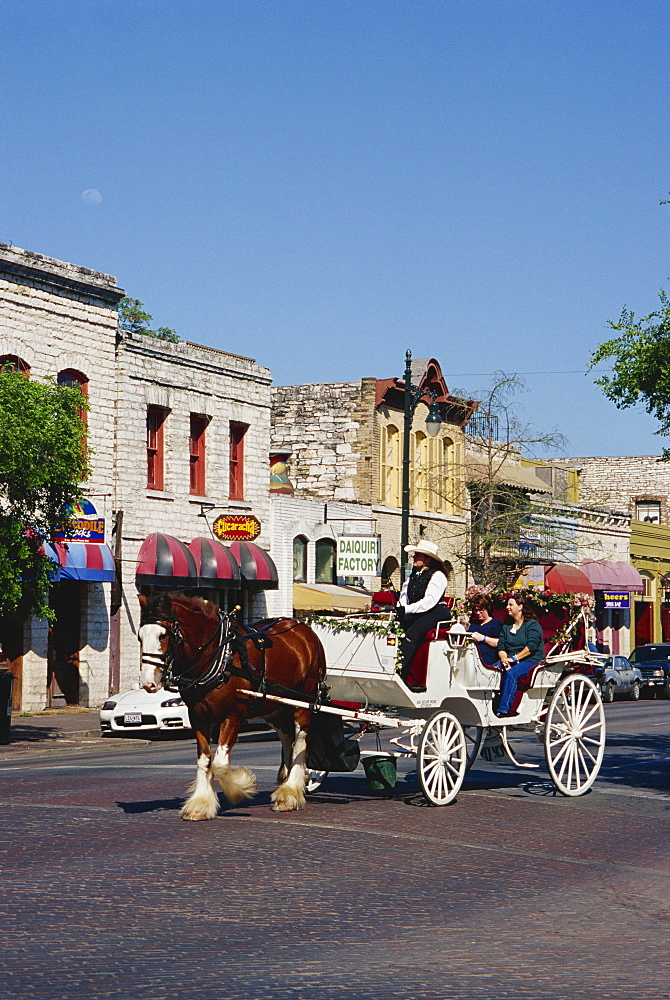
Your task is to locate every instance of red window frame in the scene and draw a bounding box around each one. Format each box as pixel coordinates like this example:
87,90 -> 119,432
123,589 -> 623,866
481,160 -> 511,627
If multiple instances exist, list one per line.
189,415 -> 207,496
57,369 -> 89,424
147,406 -> 166,491
0,355 -> 30,375
229,422 -> 247,500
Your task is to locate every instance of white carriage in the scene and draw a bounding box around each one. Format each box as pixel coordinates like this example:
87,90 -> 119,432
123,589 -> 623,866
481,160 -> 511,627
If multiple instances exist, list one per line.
303,613 -> 607,806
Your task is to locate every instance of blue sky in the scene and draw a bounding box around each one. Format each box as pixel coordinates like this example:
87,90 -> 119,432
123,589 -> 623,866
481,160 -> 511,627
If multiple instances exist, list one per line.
2,0 -> 669,457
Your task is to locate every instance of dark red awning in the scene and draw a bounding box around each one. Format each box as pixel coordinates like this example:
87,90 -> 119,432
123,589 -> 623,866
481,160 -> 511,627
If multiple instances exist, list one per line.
228,540 -> 279,590
188,537 -> 240,589
545,564 -> 594,596
136,533 -> 198,587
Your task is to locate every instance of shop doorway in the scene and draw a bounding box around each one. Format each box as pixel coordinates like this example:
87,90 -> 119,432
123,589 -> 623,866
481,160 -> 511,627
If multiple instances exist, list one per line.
634,600 -> 653,647
48,582 -> 81,707
0,618 -> 24,712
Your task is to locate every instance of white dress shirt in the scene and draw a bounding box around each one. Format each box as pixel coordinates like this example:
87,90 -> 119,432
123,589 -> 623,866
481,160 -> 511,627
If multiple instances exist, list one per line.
398,570 -> 448,615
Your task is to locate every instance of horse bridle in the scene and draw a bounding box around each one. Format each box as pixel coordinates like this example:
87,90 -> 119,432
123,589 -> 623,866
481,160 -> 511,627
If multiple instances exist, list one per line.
143,611 -> 236,695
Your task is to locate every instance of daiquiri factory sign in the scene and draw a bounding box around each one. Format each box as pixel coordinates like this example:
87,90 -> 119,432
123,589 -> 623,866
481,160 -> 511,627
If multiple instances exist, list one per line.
213,514 -> 262,541
336,535 -> 381,577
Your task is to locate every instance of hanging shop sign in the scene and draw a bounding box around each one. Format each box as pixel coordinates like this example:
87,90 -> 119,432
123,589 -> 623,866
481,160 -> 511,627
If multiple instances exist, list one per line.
52,497 -> 105,543
336,535 -> 381,577
213,514 -> 261,542
599,591 -> 631,610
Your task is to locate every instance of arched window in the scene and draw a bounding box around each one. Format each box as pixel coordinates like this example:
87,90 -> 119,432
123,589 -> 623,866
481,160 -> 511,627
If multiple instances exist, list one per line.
380,424 -> 400,506
315,538 -> 336,584
58,369 -> 89,424
293,535 -> 308,582
0,355 -> 30,375
381,556 -> 400,590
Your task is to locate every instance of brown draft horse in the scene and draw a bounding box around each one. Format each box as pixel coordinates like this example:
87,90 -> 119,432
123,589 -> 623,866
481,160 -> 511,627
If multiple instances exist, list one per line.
138,592 -> 325,820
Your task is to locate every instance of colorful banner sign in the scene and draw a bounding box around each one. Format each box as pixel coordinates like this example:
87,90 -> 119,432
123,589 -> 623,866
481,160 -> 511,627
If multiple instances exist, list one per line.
599,591 -> 630,610
52,497 -> 105,543
213,514 -> 261,541
336,535 -> 381,577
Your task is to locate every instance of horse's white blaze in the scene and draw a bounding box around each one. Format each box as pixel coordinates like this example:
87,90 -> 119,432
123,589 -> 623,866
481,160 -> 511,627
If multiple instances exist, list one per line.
212,744 -> 257,805
271,720 -> 307,812
138,623 -> 167,691
181,753 -> 220,821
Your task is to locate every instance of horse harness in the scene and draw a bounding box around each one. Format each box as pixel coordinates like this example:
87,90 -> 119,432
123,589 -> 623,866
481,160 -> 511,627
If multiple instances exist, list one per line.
145,612 -> 301,699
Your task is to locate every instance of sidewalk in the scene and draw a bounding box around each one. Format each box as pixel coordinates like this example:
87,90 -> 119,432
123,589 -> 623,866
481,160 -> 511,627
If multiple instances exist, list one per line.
2,708 -> 150,753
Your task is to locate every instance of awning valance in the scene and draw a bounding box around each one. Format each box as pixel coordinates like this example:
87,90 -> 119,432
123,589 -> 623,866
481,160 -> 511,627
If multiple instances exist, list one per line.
227,540 -> 279,590
465,457 -> 552,494
47,540 -> 116,583
545,564 -> 594,596
293,582 -> 372,612
136,533 -> 198,587
188,537 -> 240,589
580,560 -> 643,593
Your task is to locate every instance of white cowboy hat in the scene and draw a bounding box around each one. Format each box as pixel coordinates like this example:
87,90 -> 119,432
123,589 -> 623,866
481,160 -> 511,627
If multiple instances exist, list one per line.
404,540 -> 447,569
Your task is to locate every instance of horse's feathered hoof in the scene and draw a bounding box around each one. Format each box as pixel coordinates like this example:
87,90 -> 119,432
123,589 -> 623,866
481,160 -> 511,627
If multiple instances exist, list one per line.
271,787 -> 306,812
214,764 -> 257,805
181,810 -> 212,821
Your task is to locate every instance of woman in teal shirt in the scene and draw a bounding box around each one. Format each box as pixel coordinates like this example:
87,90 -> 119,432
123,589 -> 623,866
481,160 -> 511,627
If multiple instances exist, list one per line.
496,595 -> 544,717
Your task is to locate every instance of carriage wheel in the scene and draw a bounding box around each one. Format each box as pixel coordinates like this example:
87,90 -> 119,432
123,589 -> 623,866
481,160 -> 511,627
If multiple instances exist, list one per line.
305,770 -> 328,793
463,725 -> 484,772
417,711 -> 467,806
544,674 -> 606,797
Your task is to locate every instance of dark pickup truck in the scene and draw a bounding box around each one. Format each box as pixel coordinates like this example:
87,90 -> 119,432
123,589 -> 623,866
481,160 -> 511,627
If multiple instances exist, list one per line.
628,644 -> 670,698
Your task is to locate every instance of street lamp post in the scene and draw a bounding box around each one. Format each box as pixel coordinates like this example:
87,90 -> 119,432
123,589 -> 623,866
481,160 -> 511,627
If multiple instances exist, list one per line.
400,349 -> 442,584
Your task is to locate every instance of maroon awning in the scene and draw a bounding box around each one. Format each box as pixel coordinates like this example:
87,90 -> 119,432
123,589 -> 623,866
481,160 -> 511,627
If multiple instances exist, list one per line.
580,560 -> 643,593
545,564 -> 594,596
188,537 -> 240,589
228,540 -> 279,590
136,533 -> 198,587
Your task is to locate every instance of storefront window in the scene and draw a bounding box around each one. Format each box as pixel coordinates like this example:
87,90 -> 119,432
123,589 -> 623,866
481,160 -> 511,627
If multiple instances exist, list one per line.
315,539 -> 336,584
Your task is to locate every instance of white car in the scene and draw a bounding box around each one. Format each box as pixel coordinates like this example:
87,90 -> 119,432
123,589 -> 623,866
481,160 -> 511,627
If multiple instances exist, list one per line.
100,686 -> 191,736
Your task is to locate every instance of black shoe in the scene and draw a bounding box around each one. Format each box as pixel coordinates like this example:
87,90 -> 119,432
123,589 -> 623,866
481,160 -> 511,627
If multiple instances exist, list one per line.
408,685 -> 427,693
494,709 -> 518,718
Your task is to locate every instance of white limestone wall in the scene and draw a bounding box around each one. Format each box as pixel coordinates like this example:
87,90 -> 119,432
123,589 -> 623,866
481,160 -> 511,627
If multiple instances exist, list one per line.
0,245 -> 122,710
114,334 -> 274,692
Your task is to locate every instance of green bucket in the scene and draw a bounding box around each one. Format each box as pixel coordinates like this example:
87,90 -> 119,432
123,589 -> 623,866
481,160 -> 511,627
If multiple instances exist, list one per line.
363,754 -> 397,792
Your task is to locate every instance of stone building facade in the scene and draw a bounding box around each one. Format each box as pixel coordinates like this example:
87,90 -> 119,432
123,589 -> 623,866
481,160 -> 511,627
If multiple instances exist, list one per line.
0,244 -> 123,710
0,243 -> 278,710
113,332 -> 274,693
271,358 -> 474,593
567,455 -> 670,646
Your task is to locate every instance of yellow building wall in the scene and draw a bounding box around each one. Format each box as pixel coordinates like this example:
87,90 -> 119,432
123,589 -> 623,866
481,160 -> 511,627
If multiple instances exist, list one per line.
630,520 -> 670,645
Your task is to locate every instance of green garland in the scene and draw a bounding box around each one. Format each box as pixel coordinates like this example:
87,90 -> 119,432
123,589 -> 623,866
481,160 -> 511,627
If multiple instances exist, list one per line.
305,612 -> 405,640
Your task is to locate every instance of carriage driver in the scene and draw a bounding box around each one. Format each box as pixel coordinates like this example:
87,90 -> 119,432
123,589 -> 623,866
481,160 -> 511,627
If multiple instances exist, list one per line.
397,540 -> 452,691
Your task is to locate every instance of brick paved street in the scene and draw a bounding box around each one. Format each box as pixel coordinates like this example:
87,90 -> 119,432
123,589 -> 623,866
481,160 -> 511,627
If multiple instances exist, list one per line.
1,702 -> 668,1000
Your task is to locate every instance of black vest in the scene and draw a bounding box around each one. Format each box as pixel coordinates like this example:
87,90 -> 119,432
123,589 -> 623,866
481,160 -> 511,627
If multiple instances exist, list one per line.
407,566 -> 438,606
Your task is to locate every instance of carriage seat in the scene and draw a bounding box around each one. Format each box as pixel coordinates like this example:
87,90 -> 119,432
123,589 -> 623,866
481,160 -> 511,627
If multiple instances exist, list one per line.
405,622 -> 454,687
509,661 -> 547,713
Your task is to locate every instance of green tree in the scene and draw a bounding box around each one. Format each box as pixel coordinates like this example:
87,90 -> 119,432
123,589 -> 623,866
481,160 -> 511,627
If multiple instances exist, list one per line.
589,287 -> 670,458
0,372 -> 89,621
119,296 -> 179,343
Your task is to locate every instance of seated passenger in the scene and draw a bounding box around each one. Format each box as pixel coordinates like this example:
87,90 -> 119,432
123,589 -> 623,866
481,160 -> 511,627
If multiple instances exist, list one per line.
495,595 -> 544,718
467,595 -> 503,667
397,540 -> 452,692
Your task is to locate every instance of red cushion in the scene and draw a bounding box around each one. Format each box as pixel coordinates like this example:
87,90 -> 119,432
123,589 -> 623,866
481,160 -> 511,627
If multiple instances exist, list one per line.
510,662 -> 544,712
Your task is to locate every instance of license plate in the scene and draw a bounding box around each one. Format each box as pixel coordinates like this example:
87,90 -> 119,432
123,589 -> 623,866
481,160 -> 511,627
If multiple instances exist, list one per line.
123,712 -> 142,725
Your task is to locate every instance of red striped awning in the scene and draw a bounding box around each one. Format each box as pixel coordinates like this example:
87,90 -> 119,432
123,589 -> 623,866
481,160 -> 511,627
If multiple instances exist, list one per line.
136,533 -> 198,587
228,540 -> 279,590
545,564 -> 594,596
52,540 -> 116,583
188,537 -> 241,589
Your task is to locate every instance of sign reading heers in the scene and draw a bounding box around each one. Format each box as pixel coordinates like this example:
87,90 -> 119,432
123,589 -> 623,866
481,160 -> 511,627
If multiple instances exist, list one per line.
336,536 -> 381,577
